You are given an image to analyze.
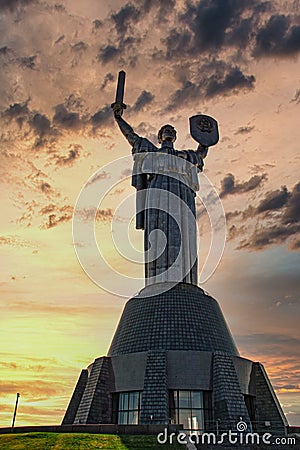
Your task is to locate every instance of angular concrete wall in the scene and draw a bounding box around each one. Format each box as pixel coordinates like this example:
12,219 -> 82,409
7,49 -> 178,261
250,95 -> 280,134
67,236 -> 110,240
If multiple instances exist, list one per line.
73,357 -> 114,424
212,352 -> 251,430
62,369 -> 88,425
140,351 -> 168,425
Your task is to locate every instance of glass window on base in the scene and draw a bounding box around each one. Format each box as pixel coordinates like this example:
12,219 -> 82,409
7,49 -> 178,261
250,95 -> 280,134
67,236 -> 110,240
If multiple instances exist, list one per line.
113,391 -> 142,425
169,390 -> 212,434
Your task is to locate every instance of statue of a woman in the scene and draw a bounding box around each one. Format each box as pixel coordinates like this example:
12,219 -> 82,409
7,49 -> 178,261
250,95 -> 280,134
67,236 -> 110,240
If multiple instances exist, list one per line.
113,105 -> 208,286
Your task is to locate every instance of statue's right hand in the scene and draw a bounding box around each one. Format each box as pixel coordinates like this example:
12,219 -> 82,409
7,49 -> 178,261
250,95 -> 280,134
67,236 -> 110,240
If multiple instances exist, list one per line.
111,103 -> 123,119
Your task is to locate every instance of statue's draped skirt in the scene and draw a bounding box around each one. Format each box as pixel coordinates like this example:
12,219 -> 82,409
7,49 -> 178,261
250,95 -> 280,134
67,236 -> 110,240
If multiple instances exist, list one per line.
144,174 -> 197,285
132,139 -> 199,286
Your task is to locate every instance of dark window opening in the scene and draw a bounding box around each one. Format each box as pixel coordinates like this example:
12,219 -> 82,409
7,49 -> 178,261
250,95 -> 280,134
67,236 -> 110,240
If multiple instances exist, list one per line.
244,394 -> 256,430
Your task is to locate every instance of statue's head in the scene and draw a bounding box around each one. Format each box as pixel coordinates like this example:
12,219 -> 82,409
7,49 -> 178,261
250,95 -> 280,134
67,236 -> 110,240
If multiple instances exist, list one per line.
158,124 -> 177,144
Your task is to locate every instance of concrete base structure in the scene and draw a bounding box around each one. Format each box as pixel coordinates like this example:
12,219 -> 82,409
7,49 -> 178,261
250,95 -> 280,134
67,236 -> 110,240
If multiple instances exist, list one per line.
62,283 -> 287,434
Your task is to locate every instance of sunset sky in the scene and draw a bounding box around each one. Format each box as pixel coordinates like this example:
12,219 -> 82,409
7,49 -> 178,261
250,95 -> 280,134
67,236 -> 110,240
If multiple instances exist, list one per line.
0,0 -> 300,428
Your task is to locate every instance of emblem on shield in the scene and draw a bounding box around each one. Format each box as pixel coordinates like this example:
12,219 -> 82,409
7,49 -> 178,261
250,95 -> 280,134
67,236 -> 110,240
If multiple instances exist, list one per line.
189,114 -> 219,147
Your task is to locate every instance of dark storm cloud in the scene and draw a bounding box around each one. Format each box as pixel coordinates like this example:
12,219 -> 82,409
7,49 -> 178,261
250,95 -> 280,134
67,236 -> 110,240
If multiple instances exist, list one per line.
254,14 -> 300,57
189,0 -> 248,50
19,55 -> 37,70
135,121 -> 157,139
2,101 -> 29,120
2,100 -> 30,128
282,182 -> 300,225
250,183 -> 300,225
64,94 -> 84,111
168,80 -> 199,109
4,97 -> 113,143
226,17 -> 252,48
164,29 -> 193,59
92,19 -> 103,31
90,105 -> 112,130
98,1 -> 177,64
206,67 -> 255,97
167,61 -> 255,108
110,0 -> 176,36
138,0 -> 175,15
220,173 -> 235,197
100,73 -> 114,90
166,0 -> 268,57
161,1 -> 300,64
0,0 -> 35,11
1,101 -> 62,149
98,45 -> 121,64
98,34 -> 140,65
257,186 -> 291,213
111,3 -> 140,36
242,176 -> 268,193
132,90 -> 154,112
220,173 -> 266,197
228,181 -> 300,251
53,104 -> 80,129
29,113 -> 52,137
0,46 -> 12,56
239,223 -> 300,250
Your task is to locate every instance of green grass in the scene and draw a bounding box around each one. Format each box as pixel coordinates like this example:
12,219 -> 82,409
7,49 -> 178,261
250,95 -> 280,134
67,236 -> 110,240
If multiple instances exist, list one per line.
0,433 -> 185,449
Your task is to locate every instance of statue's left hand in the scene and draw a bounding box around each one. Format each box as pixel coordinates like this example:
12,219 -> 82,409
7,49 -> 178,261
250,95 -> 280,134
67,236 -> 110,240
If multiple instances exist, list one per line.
197,143 -> 208,159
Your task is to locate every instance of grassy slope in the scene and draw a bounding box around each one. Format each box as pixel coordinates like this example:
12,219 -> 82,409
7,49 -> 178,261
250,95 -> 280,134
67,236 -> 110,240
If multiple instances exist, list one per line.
0,433 -> 185,449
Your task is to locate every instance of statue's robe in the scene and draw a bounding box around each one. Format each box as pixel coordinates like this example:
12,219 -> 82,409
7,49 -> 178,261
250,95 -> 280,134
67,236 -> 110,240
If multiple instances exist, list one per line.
131,138 -> 201,285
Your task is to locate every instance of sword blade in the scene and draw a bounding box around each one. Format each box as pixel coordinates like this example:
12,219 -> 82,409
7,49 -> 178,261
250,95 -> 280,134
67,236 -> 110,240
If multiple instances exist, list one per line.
115,70 -> 126,104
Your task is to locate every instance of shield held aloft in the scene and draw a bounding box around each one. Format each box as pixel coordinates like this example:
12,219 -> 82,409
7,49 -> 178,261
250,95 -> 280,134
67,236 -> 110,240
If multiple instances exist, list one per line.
189,114 -> 219,147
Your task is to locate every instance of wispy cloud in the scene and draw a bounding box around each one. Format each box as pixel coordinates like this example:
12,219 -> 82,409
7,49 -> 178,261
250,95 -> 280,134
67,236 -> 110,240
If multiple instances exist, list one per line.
54,145 -> 82,167
0,380 -> 66,399
39,204 -> 73,228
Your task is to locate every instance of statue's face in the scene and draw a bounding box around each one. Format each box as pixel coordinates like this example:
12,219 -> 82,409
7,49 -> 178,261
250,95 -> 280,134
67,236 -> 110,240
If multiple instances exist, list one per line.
159,125 -> 177,143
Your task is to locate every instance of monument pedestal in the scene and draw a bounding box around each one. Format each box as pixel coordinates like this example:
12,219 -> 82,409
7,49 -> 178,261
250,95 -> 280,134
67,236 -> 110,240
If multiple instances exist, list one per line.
62,283 -> 287,434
